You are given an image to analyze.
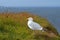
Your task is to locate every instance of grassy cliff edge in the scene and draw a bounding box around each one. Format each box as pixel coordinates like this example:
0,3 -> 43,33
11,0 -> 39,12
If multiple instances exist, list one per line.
0,12 -> 60,40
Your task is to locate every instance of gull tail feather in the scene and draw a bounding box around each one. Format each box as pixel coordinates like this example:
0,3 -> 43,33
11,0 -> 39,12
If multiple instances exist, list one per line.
42,28 -> 48,32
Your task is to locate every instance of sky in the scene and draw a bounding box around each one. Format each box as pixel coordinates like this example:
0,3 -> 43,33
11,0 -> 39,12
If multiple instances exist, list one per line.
0,0 -> 60,7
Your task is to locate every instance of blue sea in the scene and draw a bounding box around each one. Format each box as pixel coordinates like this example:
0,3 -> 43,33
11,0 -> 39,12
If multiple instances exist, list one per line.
0,7 -> 60,33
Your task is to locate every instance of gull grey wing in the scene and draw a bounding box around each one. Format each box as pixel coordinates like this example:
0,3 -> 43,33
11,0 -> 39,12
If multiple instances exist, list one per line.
29,22 -> 42,30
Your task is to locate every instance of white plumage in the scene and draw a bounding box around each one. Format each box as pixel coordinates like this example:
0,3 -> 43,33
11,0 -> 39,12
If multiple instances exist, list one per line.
27,17 -> 43,31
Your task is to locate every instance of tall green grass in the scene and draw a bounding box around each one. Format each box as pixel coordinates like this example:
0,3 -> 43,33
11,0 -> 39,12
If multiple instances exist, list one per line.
0,13 -> 59,40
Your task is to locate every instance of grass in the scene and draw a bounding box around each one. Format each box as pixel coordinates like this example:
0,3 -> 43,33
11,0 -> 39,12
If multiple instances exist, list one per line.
0,12 -> 60,40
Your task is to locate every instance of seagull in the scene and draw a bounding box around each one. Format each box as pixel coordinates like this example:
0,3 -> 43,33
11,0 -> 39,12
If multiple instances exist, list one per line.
27,17 -> 45,32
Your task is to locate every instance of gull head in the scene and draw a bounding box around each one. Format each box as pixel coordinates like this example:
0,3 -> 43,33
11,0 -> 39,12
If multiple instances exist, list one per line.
27,17 -> 33,21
